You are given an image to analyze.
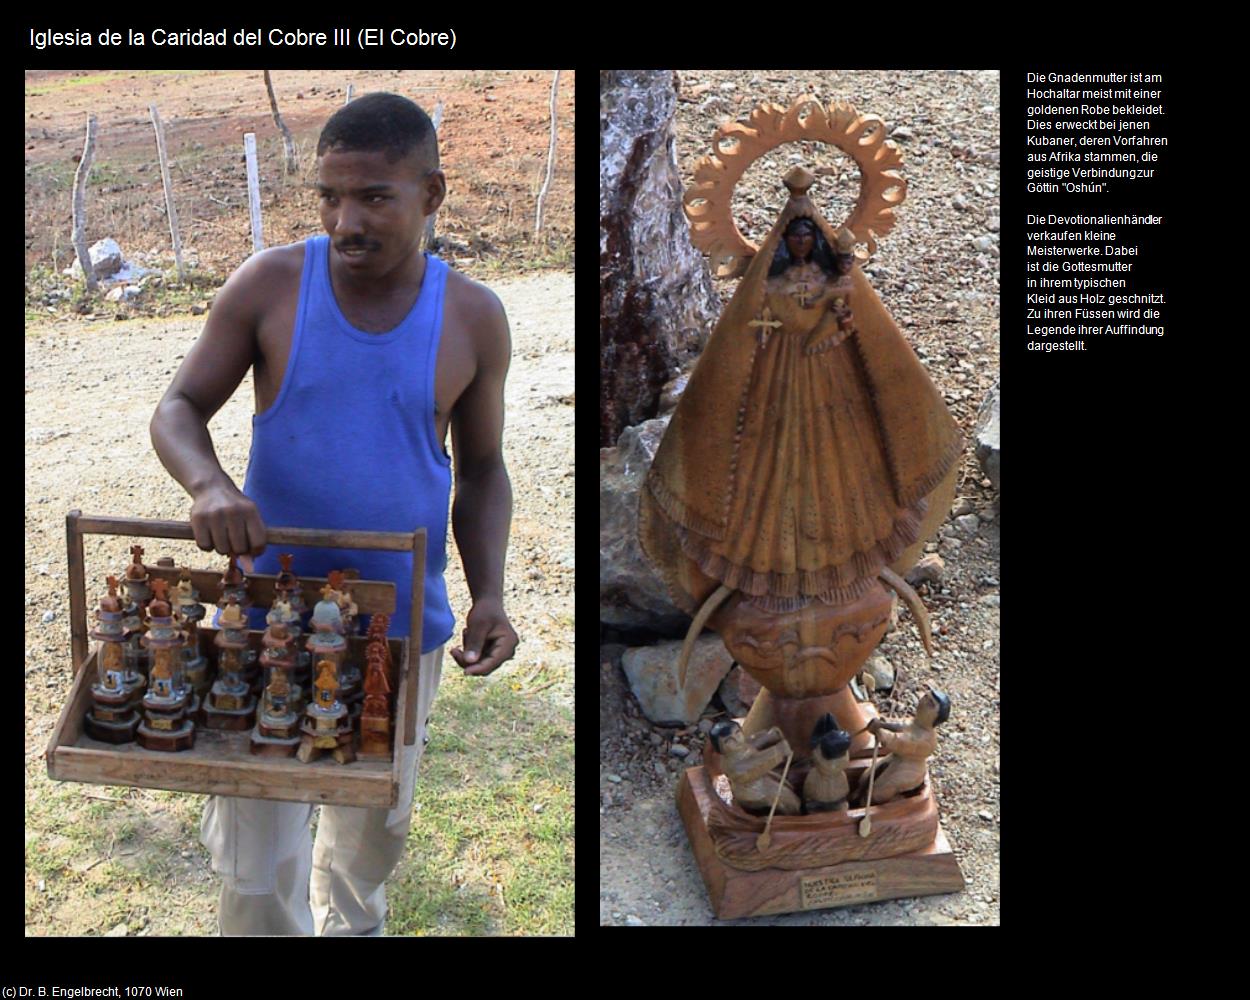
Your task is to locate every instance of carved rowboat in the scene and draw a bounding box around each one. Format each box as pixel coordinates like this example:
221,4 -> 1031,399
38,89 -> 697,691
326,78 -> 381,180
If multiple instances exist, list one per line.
701,758 -> 939,872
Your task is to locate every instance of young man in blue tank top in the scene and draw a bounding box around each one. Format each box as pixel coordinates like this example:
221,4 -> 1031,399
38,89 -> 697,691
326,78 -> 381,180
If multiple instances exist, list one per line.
150,93 -> 518,935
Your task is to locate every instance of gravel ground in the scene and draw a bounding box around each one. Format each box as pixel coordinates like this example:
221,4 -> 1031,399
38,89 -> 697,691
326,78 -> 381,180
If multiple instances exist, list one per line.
600,69 -> 1000,926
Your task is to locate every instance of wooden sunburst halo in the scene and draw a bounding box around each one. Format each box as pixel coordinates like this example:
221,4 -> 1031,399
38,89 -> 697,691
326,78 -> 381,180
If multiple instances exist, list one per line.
684,97 -> 908,279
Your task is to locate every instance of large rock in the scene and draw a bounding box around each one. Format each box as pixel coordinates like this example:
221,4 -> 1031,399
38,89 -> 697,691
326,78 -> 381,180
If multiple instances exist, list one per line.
906,553 -> 945,586
621,635 -> 734,726
600,415 -> 687,633
975,384 -> 1000,491
717,663 -> 761,717
67,238 -> 124,280
600,70 -> 719,446
862,652 -> 895,694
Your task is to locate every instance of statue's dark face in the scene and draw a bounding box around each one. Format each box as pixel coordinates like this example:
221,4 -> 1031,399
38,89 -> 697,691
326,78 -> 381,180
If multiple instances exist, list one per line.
836,253 -> 854,275
786,228 -> 815,261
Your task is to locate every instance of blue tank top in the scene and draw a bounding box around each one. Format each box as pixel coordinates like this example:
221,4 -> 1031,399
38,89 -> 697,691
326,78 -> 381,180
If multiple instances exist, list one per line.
241,236 -> 455,650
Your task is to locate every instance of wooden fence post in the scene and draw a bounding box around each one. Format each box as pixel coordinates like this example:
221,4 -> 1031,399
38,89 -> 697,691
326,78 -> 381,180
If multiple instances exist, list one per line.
149,104 -> 186,282
71,115 -> 98,293
424,102 -> 444,249
534,70 -> 561,240
244,132 -> 264,253
263,70 -> 298,175
345,84 -> 354,104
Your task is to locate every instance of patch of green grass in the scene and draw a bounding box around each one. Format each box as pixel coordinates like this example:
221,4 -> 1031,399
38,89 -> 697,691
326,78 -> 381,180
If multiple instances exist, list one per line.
25,159 -> 76,192
86,160 -> 138,188
25,668 -> 570,935
476,245 -> 574,278
386,673 -> 573,936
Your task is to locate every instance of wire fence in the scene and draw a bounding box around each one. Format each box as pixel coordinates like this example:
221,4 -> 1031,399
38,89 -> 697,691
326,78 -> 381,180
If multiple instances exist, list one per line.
26,73 -> 572,288
27,117 -> 325,283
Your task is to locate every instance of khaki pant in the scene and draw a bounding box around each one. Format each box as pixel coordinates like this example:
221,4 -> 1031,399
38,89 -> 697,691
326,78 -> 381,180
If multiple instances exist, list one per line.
200,647 -> 444,935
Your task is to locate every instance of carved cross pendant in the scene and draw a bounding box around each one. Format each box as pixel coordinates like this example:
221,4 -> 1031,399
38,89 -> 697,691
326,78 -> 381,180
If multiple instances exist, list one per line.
748,307 -> 783,346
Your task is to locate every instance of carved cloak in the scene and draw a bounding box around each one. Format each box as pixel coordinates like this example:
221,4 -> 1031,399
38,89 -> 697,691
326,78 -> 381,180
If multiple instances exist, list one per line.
641,191 -> 963,612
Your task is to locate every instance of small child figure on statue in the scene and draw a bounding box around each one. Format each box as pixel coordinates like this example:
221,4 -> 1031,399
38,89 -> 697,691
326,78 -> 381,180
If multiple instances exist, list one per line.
802,714 -> 852,813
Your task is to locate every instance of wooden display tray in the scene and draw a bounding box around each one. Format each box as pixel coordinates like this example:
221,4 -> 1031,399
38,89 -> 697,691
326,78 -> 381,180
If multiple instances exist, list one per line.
678,764 -> 965,919
45,512 -> 426,809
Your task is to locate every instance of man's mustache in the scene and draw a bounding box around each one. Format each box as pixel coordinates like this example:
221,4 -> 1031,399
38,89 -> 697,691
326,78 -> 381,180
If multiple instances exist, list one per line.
335,239 -> 381,251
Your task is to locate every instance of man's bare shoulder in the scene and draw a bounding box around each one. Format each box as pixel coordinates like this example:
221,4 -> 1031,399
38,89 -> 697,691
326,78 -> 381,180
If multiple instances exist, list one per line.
445,265 -> 507,325
217,242 -> 306,311
443,267 -> 510,364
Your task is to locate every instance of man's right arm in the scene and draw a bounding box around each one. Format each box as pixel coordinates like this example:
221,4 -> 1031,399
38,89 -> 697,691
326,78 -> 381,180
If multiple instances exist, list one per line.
149,250 -> 277,557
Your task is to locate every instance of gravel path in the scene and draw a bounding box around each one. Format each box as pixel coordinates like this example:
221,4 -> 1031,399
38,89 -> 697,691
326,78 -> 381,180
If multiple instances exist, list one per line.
24,270 -> 573,931
600,70 -> 1000,926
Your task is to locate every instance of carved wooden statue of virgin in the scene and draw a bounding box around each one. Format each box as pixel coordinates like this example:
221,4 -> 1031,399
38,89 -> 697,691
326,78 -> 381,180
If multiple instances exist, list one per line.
640,99 -> 964,758
645,99 -> 969,915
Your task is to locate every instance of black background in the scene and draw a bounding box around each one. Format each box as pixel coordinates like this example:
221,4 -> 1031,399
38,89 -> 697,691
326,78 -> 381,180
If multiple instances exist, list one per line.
25,21 -> 1204,953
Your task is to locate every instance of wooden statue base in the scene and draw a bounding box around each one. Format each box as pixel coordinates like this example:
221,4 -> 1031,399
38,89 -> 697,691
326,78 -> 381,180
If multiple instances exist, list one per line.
357,716 -> 392,761
84,711 -> 140,744
200,699 -> 256,731
136,720 -> 196,752
296,731 -> 356,765
250,728 -> 302,757
677,765 -> 963,919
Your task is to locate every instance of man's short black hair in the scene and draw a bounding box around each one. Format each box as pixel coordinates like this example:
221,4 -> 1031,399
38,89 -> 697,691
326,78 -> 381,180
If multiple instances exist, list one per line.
708,719 -> 741,753
317,92 -> 439,169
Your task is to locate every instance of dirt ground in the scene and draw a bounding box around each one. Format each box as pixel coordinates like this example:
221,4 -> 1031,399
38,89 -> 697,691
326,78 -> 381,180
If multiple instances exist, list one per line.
25,69 -> 573,289
24,69 -> 574,936
600,70 -> 1000,925
24,269 -> 573,935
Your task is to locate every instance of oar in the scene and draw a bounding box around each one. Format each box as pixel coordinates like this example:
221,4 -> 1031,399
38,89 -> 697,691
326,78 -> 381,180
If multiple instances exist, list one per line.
859,736 -> 881,838
756,750 -> 794,852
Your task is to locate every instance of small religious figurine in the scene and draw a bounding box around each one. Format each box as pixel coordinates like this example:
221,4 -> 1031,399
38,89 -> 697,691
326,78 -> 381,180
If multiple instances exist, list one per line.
310,583 -> 360,715
250,621 -> 302,756
357,646 -> 393,760
853,689 -> 950,807
265,593 -> 300,689
216,555 -> 259,688
171,567 -> 209,708
202,596 -> 257,730
306,588 -> 347,667
802,714 -> 851,813
367,613 -> 395,689
121,545 -> 153,614
328,570 -> 358,634
84,576 -> 141,743
336,575 -> 363,700
269,577 -> 309,685
297,659 -> 355,764
267,593 -> 301,635
310,584 -> 344,634
136,579 -> 195,751
217,554 -> 251,611
273,553 -> 308,620
708,720 -> 801,816
120,547 -> 152,683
